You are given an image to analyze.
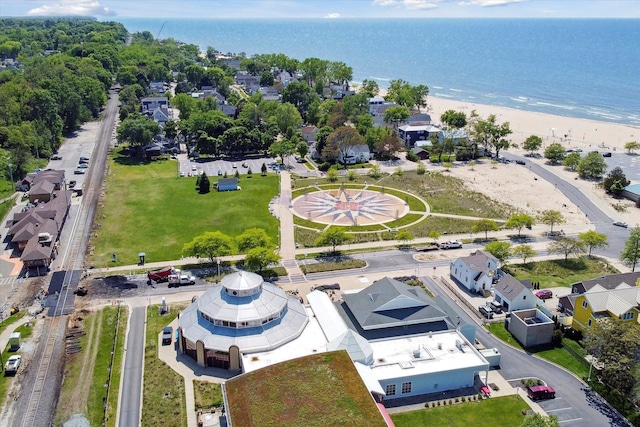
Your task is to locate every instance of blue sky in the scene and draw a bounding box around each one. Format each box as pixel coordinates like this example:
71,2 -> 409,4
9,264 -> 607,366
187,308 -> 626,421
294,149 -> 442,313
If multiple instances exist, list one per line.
1,0 -> 639,19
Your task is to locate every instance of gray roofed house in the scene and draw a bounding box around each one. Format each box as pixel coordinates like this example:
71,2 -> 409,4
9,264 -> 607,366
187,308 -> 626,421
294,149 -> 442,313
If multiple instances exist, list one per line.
450,250 -> 499,294
141,96 -> 168,113
493,274 -> 535,312
571,272 -> 640,294
337,277 -> 449,339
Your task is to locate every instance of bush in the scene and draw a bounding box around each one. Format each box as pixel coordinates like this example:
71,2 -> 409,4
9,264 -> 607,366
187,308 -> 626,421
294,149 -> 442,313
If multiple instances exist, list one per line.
552,328 -> 564,347
318,162 -> 331,172
406,149 -> 418,162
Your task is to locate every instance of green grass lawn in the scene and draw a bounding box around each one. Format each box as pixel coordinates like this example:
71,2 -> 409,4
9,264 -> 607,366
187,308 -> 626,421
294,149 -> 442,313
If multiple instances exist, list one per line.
504,257 -> 619,288
193,380 -> 223,410
90,153 -> 280,266
391,395 -> 530,427
142,304 -> 187,427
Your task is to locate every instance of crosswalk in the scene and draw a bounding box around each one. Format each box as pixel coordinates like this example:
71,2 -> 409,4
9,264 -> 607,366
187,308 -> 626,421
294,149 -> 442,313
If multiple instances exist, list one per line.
281,259 -> 307,283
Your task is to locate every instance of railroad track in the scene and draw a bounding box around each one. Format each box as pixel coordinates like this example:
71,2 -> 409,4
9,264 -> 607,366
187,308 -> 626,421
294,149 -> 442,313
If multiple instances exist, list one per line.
13,89 -> 119,427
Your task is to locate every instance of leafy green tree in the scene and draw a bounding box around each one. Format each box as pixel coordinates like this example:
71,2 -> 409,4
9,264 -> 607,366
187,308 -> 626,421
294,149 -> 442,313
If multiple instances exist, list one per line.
484,241 -> 512,265
544,142 -> 567,164
375,134 -> 403,158
472,219 -> 499,241
281,82 -> 318,120
548,237 -> 585,261
512,244 -> 536,264
360,79 -> 379,98
505,214 -> 534,237
116,114 -> 161,148
440,110 -> 467,129
562,151 -> 581,171
582,318 -> 640,399
327,126 -> 365,168
578,230 -> 608,256
314,228 -> 353,253
472,114 -> 512,159
429,230 -> 441,244
602,166 -> 630,195
383,105 -> 411,130
539,210 -> 565,233
522,135 -> 542,155
624,140 -> 640,154
296,141 -> 309,159
368,164 -> 382,179
577,152 -> 607,179
396,230 -> 414,247
236,228 -> 273,253
620,226 -> 640,272
268,138 -> 295,165
182,231 -> 234,262
521,413 -> 561,427
245,247 -> 281,272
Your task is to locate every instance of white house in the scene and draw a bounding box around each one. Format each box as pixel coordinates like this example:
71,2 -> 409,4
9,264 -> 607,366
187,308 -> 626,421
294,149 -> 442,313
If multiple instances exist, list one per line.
338,144 -> 372,165
493,274 -> 535,312
450,250 -> 499,293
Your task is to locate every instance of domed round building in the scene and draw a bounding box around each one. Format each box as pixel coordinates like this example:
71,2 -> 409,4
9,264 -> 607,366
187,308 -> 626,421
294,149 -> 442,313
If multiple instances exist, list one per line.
177,271 -> 308,370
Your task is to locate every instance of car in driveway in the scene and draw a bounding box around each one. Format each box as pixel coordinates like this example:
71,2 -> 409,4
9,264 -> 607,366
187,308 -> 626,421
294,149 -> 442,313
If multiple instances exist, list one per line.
4,355 -> 21,374
162,326 -> 173,345
535,289 -> 553,300
613,221 -> 628,228
478,305 -> 494,319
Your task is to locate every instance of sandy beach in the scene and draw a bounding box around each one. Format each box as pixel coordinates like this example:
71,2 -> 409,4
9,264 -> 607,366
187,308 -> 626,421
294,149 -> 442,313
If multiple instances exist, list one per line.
428,96 -> 639,152
369,93 -> 639,228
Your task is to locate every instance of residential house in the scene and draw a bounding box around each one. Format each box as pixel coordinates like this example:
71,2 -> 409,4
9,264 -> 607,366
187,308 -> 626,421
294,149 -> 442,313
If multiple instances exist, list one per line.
338,145 -> 372,165
141,97 -> 169,113
621,183 -> 640,203
149,107 -> 170,125
301,126 -> 319,143
493,274 -> 535,312
507,309 -> 554,347
412,147 -> 430,160
572,286 -> 640,332
407,113 -> 432,125
398,124 -> 441,148
220,104 -> 237,119
559,272 -> 640,315
148,80 -> 168,95
450,250 -> 499,294
235,72 -> 260,90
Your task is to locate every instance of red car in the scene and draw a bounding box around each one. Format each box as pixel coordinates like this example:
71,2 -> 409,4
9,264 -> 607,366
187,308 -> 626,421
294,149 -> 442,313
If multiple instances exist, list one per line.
535,289 -> 553,300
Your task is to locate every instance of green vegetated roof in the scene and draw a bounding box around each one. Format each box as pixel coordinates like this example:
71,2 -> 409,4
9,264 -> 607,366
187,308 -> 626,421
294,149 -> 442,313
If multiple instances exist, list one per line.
225,350 -> 386,427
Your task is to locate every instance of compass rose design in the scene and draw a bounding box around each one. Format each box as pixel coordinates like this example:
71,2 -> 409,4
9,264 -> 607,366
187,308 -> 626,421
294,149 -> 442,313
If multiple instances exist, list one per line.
291,188 -> 408,226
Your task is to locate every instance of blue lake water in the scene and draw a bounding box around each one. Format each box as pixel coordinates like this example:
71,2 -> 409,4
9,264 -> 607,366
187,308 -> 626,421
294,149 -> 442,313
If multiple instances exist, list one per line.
111,18 -> 640,126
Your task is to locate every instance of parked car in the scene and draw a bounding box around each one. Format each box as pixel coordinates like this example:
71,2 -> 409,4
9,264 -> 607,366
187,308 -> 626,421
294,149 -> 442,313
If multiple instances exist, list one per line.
490,301 -> 503,313
602,152 -> 612,157
535,289 -> 553,300
4,355 -> 21,374
68,180 -> 76,188
77,163 -> 89,168
79,156 -> 90,161
74,169 -> 86,175
613,221 -> 628,228
78,158 -> 89,164
527,385 -> 555,400
515,159 -> 526,165
478,305 -> 494,319
440,241 -> 463,249
217,170 -> 222,176
232,163 -> 237,168
191,165 -> 197,171
50,154 -> 62,160
162,327 -> 173,345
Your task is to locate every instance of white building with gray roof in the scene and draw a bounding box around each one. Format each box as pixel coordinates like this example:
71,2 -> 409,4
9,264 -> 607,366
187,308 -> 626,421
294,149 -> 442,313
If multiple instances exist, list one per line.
450,250 -> 499,294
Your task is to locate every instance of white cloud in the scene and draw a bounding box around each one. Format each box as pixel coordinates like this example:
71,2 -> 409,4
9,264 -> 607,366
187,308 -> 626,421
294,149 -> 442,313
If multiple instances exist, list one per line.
403,0 -> 439,10
372,0 -> 400,7
325,12 -> 341,18
463,0 -> 527,7
27,0 -> 115,16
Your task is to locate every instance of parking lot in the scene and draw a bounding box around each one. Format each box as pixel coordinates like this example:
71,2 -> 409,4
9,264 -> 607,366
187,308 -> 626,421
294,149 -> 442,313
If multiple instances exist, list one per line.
178,155 -> 311,178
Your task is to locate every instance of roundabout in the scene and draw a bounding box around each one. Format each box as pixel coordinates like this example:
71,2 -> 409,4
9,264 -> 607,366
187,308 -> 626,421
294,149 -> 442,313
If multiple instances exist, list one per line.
290,187 -> 413,226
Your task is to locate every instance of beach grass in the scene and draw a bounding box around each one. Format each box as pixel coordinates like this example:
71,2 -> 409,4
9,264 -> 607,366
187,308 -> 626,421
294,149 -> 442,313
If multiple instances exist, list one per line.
503,257 -> 619,288
193,380 -> 224,410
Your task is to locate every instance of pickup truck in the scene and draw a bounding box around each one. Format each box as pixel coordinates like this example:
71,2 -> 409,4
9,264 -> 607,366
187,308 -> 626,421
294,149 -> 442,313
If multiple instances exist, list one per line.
4,355 -> 21,375
440,241 -> 463,250
168,274 -> 196,287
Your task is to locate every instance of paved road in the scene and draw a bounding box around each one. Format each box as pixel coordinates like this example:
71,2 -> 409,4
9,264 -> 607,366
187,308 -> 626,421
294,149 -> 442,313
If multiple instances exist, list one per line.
118,306 -> 146,427
424,275 -> 631,427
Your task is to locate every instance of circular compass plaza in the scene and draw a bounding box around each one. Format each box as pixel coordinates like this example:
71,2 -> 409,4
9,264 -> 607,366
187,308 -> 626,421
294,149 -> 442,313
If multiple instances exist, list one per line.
291,187 -> 410,226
